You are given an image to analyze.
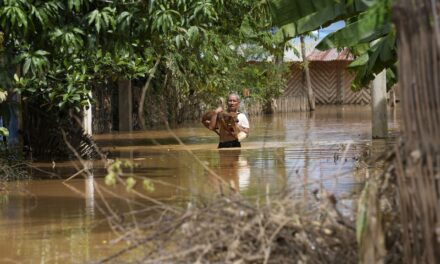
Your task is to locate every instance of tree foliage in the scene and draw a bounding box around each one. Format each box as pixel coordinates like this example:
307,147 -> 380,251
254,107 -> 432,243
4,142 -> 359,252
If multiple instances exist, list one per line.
0,0 -> 286,123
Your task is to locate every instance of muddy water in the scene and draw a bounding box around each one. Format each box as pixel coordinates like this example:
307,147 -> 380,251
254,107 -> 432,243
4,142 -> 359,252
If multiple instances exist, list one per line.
0,105 -> 400,263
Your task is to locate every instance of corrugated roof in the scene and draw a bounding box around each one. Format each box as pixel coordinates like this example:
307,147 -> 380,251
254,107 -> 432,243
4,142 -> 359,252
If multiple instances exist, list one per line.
284,40 -> 318,62
306,48 -> 353,61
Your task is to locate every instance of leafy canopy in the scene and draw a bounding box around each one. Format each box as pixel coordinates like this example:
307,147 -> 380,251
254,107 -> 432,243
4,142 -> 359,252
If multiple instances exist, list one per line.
0,0 -> 287,115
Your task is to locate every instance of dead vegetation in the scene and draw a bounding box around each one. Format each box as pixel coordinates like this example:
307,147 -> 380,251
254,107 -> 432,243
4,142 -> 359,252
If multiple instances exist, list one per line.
89,145 -> 407,264
96,189 -> 359,263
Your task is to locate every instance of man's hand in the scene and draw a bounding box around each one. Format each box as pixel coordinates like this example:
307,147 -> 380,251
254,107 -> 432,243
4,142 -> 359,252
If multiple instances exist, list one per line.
215,107 -> 223,114
239,125 -> 250,135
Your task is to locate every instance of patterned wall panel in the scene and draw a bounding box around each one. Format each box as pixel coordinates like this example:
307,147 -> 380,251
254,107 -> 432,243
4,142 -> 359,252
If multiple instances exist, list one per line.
284,62 -> 371,106
342,70 -> 371,105
309,63 -> 338,104
284,65 -> 306,97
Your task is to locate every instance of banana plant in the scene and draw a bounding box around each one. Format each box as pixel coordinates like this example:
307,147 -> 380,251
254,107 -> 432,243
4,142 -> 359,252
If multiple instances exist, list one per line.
269,0 -> 397,90
316,0 -> 396,90
269,0 -> 371,35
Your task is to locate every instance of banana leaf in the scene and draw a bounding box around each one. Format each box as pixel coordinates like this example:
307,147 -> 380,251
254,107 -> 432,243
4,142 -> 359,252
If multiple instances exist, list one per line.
269,0 -> 397,91
316,1 -> 392,50
269,0 -> 371,31
348,32 -> 397,90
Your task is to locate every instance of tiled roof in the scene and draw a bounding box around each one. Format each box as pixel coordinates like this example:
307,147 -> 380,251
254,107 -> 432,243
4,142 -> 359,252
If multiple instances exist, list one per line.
306,48 -> 353,61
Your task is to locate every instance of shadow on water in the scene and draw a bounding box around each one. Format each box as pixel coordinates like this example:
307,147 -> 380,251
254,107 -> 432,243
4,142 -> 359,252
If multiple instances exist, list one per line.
0,105 -> 401,263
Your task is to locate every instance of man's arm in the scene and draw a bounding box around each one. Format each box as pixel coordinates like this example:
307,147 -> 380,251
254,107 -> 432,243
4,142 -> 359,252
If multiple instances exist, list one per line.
208,107 -> 223,131
239,126 -> 250,134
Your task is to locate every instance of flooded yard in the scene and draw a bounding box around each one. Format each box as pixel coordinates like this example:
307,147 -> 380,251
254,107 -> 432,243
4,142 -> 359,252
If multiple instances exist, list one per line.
0,105 -> 401,263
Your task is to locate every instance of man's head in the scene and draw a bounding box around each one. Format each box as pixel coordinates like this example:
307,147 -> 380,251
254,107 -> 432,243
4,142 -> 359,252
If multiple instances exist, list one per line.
227,93 -> 240,113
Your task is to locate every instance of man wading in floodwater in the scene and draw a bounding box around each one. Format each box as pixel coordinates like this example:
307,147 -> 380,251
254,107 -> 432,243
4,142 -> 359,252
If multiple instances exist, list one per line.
203,93 -> 250,148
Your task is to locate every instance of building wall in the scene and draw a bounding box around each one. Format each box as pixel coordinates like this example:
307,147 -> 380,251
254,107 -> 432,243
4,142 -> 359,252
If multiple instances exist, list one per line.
284,62 -> 371,105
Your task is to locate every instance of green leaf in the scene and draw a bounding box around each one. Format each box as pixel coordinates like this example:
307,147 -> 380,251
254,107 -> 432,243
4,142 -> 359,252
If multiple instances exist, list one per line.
126,177 -> 136,192
348,53 -> 368,67
0,90 -> 7,103
356,182 -> 369,243
270,0 -> 370,31
316,2 -> 391,50
187,26 -> 199,43
348,33 -> 397,90
142,179 -> 155,192
23,59 -> 31,75
34,50 -> 50,56
105,172 -> 116,186
0,127 -> 9,137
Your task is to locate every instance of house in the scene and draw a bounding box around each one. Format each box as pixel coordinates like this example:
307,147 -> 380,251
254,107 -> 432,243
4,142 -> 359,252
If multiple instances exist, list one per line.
275,47 -> 372,113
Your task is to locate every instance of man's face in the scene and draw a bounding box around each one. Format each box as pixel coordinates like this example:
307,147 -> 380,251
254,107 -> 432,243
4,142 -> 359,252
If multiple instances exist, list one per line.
227,95 -> 239,112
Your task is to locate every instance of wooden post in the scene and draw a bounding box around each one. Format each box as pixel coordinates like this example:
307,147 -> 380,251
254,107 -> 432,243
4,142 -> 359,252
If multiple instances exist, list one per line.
118,80 -> 133,132
371,70 -> 388,138
300,36 -> 315,111
83,93 -> 92,135
388,85 -> 396,107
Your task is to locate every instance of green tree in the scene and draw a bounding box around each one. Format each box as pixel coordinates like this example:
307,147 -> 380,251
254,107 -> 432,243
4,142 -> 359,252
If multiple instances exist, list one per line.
0,0 -> 286,116
0,0 -> 288,157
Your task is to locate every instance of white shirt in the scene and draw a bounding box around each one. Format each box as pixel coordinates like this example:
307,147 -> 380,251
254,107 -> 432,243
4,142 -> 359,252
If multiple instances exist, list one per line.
237,113 -> 249,129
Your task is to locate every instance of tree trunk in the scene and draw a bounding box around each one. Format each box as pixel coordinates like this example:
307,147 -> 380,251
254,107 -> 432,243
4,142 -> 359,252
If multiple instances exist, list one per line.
92,81 -> 114,133
300,36 -> 315,111
7,66 -> 23,149
118,79 -> 133,132
393,1 -> 440,263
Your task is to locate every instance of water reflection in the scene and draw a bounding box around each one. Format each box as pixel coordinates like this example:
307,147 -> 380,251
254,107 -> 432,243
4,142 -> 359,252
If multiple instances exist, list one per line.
85,175 -> 95,217
237,154 -> 251,190
214,149 -> 251,193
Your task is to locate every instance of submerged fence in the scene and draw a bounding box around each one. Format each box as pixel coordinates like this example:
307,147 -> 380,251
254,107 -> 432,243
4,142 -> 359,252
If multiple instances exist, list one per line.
244,96 -> 309,116
273,96 -> 310,112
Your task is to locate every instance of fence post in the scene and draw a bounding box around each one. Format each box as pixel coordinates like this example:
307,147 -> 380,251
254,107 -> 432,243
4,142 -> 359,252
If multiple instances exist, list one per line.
370,70 -> 388,139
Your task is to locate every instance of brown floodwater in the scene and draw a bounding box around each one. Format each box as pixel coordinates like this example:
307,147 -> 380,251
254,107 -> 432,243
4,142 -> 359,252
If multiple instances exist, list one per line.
0,105 -> 401,263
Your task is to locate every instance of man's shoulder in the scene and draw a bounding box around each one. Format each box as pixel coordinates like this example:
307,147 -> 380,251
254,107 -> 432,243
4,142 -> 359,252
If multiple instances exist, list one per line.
237,112 -> 248,119
237,112 -> 249,124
